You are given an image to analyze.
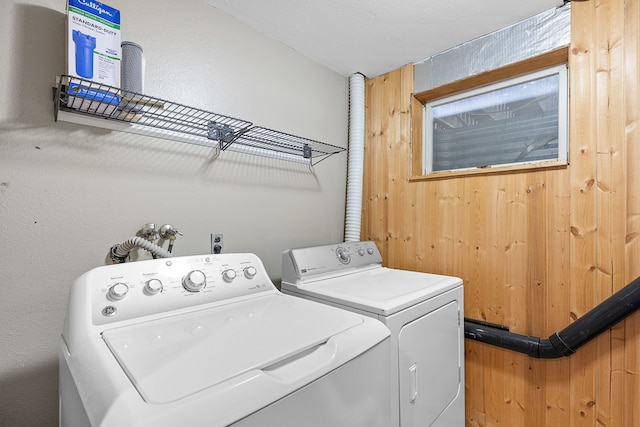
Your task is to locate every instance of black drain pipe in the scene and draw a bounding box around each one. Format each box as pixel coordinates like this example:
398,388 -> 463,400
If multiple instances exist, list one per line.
464,275 -> 640,358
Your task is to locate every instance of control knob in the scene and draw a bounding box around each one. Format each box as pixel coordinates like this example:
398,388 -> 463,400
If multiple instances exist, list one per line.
243,266 -> 257,279
222,269 -> 237,283
336,247 -> 351,264
183,270 -> 206,292
144,278 -> 163,295
108,283 -> 129,300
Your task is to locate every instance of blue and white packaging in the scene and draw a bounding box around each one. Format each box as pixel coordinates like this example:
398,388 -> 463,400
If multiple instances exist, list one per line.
66,82 -> 121,116
66,0 -> 121,87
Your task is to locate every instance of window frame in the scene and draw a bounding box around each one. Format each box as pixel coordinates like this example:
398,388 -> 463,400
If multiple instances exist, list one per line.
410,47 -> 569,180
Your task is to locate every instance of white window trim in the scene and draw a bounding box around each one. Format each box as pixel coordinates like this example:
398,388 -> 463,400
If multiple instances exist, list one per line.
423,64 -> 568,175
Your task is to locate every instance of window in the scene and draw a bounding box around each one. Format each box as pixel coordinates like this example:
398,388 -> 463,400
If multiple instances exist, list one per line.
416,60 -> 568,176
424,65 -> 567,174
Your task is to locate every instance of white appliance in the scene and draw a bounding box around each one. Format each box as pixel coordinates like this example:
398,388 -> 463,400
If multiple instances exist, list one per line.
281,241 -> 464,427
59,253 -> 391,427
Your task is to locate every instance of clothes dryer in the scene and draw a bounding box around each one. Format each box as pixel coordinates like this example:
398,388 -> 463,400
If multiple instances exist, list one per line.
59,253 -> 391,426
281,241 -> 464,427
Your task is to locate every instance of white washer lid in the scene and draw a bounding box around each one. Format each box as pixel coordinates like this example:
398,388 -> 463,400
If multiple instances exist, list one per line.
282,267 -> 462,316
102,294 -> 363,403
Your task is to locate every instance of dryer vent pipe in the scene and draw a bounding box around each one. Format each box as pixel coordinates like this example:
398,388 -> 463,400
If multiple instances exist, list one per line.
465,275 -> 640,358
344,73 -> 365,242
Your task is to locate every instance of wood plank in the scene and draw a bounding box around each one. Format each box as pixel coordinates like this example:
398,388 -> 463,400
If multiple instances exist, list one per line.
465,341 -> 487,427
595,0 -> 627,425
544,167 -> 572,426
503,173 -> 528,426
387,65 -> 414,269
569,0 -> 599,424
363,73 -> 391,257
380,67 -> 401,265
593,0 -> 614,425
485,346 -> 507,427
524,171 -> 548,427
624,0 -> 640,425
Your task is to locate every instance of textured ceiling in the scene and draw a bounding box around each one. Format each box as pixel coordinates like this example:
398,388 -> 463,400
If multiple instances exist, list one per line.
203,0 -> 565,77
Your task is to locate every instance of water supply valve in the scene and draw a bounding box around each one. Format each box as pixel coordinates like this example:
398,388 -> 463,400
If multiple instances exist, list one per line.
141,223 -> 159,240
159,224 -> 182,254
159,224 -> 182,239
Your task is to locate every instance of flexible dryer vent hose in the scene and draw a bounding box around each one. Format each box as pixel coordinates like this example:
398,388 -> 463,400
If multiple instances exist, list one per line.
110,236 -> 173,263
344,72 -> 365,242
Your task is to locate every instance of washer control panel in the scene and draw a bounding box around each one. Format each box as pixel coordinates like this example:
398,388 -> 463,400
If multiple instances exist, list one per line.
80,253 -> 276,325
282,241 -> 383,282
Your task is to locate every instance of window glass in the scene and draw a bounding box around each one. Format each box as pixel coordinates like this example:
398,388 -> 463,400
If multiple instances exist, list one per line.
424,65 -> 567,174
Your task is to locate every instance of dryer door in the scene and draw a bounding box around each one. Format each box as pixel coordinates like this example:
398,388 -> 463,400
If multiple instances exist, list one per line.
398,300 -> 462,426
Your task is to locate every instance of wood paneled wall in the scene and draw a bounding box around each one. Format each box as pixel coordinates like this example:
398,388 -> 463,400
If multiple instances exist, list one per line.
360,1 -> 640,426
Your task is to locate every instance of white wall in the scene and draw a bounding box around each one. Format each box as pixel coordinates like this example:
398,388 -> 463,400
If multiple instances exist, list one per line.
0,0 -> 349,424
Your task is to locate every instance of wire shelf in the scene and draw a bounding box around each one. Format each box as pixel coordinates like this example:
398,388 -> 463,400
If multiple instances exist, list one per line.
53,75 -> 345,164
234,126 -> 345,165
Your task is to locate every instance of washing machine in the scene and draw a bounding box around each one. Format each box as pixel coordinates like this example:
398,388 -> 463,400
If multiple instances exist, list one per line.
281,241 -> 465,427
59,252 -> 391,427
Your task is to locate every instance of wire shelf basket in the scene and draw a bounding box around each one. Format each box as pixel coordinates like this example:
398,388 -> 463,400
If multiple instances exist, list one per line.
53,75 -> 345,164
234,126 -> 345,165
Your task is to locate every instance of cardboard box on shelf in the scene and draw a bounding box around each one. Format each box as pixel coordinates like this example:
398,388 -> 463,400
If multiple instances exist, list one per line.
66,0 -> 121,87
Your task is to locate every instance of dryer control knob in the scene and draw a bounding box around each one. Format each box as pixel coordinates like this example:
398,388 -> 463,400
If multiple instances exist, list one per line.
243,266 -> 257,279
222,269 -> 237,283
108,283 -> 129,300
144,279 -> 163,295
336,247 -> 351,264
183,270 -> 206,292
358,248 -> 365,256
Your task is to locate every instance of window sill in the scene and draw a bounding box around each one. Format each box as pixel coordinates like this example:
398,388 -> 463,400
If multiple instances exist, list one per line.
409,160 -> 568,182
